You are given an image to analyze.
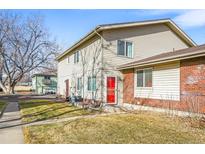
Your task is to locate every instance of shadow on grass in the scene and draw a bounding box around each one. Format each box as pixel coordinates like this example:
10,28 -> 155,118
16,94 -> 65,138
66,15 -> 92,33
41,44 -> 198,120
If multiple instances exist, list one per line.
21,105 -> 72,118
0,98 -> 88,129
20,100 -> 86,120
0,107 -> 85,130
32,108 -> 84,121
19,101 -> 64,109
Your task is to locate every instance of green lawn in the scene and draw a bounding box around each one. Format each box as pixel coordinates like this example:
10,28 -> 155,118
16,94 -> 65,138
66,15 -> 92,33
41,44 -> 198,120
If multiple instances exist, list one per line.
0,101 -> 6,113
19,99 -> 97,123
23,112 -> 205,144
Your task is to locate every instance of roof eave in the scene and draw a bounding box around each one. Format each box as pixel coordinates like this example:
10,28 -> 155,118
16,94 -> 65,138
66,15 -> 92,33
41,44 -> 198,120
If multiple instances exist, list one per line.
117,52 -> 205,70
32,74 -> 57,78
56,19 -> 196,61
56,26 -> 102,61
100,19 -> 196,47
166,20 -> 197,47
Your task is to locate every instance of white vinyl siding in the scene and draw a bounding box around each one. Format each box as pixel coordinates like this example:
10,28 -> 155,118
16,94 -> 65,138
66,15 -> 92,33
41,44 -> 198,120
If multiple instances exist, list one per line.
134,62 -> 180,101
57,37 -> 102,99
102,24 -> 189,69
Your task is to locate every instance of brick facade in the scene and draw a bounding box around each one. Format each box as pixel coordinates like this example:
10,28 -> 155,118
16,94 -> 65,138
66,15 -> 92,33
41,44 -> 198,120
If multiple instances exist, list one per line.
122,56 -> 205,113
180,57 -> 205,97
180,56 -> 205,113
122,68 -> 134,103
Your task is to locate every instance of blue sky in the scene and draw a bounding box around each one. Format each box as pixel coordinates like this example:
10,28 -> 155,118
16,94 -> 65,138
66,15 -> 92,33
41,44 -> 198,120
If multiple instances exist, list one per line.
12,9 -> 205,50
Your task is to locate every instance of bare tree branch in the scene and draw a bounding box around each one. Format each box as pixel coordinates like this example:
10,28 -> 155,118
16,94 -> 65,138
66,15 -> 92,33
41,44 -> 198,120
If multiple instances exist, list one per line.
0,11 -> 59,94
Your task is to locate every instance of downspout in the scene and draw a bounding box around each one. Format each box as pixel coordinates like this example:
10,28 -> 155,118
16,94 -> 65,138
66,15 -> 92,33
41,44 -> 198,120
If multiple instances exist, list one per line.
94,30 -> 105,106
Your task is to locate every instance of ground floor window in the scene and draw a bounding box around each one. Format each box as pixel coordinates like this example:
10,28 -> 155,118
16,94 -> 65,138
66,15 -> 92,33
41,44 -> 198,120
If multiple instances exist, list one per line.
136,68 -> 152,87
87,76 -> 96,91
77,77 -> 82,90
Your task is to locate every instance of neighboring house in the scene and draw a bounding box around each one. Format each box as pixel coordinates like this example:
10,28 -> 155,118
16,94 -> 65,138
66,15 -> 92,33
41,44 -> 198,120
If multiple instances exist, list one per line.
57,18 -> 205,112
32,73 -> 57,94
14,74 -> 32,92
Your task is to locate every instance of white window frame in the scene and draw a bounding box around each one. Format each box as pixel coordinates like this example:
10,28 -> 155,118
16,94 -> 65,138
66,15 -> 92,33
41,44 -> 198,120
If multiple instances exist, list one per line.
136,68 -> 153,88
117,40 -> 134,58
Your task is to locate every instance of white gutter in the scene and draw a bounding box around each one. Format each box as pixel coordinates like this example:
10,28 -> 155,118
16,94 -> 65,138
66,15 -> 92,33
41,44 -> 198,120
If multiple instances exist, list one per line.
56,26 -> 102,61
118,51 -> 205,70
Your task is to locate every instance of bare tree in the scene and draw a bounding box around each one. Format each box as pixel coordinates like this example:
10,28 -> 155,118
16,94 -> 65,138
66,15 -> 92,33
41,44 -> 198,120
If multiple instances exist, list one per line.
0,12 -> 59,94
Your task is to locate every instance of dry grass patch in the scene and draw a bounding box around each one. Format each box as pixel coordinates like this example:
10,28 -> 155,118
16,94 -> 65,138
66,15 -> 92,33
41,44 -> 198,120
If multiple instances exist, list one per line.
24,112 -> 205,144
19,99 -> 98,123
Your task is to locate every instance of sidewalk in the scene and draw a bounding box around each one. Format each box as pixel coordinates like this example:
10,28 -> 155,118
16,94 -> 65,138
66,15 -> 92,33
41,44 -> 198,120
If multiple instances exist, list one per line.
0,102 -> 24,144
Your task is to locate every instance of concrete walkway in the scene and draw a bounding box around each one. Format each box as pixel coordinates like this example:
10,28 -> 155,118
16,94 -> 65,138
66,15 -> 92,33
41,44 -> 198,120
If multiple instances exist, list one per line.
0,102 -> 24,144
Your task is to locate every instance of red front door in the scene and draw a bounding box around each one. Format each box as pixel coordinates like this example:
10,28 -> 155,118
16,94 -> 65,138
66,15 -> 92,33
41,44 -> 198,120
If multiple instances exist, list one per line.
65,79 -> 69,97
107,77 -> 116,104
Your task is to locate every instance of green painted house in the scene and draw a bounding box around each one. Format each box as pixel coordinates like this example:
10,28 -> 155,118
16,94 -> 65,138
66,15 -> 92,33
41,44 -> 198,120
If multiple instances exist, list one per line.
32,73 -> 57,94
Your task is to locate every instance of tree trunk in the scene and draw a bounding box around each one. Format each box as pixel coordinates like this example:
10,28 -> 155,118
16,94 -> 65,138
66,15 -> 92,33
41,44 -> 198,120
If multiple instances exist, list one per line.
0,80 -> 8,94
6,83 -> 12,94
10,81 -> 17,94
0,80 -> 16,94
11,85 -> 15,94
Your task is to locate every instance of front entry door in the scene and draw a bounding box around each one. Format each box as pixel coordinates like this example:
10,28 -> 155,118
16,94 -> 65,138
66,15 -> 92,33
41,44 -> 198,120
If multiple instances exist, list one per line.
107,77 -> 116,104
65,79 -> 69,97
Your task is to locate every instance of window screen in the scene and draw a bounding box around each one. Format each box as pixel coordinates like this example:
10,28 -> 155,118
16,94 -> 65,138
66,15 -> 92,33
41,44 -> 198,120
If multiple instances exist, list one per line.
145,69 -> 152,87
137,70 -> 143,87
117,40 -> 125,56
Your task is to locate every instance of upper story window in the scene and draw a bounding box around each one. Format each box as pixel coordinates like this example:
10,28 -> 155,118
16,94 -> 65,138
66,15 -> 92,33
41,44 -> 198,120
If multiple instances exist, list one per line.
74,51 -> 80,63
67,56 -> 70,63
44,76 -> 50,80
117,40 -> 133,58
136,69 -> 152,87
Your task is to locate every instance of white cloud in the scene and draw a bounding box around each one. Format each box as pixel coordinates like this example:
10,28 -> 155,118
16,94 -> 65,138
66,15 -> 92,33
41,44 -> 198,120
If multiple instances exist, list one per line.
136,9 -> 205,29
174,10 -> 205,29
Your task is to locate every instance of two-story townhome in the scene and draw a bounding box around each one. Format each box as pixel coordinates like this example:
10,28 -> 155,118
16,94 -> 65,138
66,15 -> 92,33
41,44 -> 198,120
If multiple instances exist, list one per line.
57,18 -> 205,112
32,73 -> 57,94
